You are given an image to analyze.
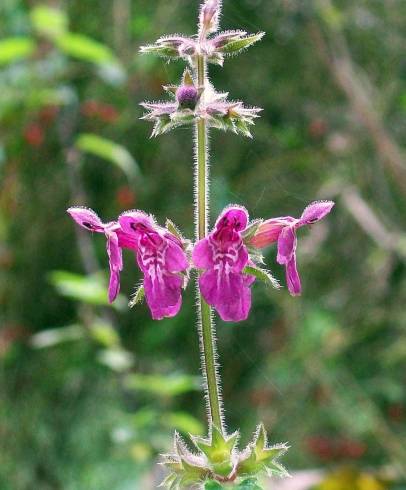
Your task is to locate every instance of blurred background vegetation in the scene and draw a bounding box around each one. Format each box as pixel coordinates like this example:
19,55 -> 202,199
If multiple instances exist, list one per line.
0,0 -> 405,489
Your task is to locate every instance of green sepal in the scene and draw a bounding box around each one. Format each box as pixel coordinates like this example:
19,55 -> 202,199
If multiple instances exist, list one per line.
159,473 -> 178,489
218,32 -> 265,56
165,219 -> 184,242
160,433 -> 211,488
236,478 -> 263,489
233,118 -> 253,138
140,44 -> 179,59
204,481 -> 225,490
243,266 -> 280,290
160,454 -> 183,473
207,52 -> 224,66
193,425 -> 238,477
170,110 -> 196,124
238,424 -> 289,478
128,284 -> 145,308
151,116 -> 176,137
209,114 -> 235,132
245,246 -> 265,265
182,68 -> 194,86
163,85 -> 178,96
175,433 -> 210,477
242,220 -> 263,242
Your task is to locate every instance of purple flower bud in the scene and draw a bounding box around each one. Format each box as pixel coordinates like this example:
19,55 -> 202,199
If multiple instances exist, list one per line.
199,0 -> 221,34
176,85 -> 199,109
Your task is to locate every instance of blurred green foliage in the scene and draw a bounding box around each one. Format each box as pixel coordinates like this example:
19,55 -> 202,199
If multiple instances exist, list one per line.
0,0 -> 405,489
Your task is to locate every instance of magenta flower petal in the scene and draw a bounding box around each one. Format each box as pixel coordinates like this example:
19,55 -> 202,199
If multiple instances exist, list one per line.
118,211 -> 188,320
165,236 -> 189,273
193,238 -> 214,269
235,244 -> 249,273
249,200 -> 334,296
286,255 -> 301,296
298,200 -> 335,226
215,206 -> 249,233
250,217 -> 294,248
106,229 -> 123,303
143,269 -> 183,320
199,269 -> 251,322
116,229 -> 139,250
108,267 -> 121,303
119,210 -> 154,235
67,207 -> 104,232
277,225 -> 297,265
67,207 -> 129,303
193,205 -> 254,322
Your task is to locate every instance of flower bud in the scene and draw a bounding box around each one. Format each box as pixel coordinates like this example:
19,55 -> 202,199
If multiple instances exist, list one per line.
176,85 -> 199,110
199,0 -> 221,35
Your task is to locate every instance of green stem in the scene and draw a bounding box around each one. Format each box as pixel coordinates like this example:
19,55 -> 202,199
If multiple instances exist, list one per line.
195,53 -> 223,431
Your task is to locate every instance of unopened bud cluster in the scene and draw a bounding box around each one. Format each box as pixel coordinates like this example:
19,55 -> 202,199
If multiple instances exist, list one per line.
140,0 -> 264,138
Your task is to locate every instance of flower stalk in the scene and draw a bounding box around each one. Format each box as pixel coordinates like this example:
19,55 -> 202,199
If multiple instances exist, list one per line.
195,51 -> 224,432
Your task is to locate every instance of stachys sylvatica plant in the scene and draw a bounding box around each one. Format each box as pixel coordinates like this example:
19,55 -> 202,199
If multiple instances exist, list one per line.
67,1 -> 334,487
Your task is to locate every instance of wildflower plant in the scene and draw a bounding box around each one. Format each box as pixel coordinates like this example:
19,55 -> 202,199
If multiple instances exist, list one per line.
68,0 -> 334,487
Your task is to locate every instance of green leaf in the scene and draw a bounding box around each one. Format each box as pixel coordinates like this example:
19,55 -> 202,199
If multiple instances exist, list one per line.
55,32 -> 115,64
30,6 -> 68,39
128,284 -> 145,308
0,38 -> 36,66
30,324 -> 84,349
204,481 -> 225,489
76,133 -> 139,180
243,266 -> 280,289
236,478 -> 263,490
48,271 -> 125,310
97,348 -> 134,372
219,32 -> 265,55
90,320 -> 120,347
124,373 -> 201,397
162,412 -> 204,436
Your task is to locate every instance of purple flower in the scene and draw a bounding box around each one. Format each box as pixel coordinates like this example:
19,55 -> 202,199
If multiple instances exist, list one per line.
193,206 -> 255,322
250,201 -> 335,296
119,211 -> 189,320
67,207 -> 138,303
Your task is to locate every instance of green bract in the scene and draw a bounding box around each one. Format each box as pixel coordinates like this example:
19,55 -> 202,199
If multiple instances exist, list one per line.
160,423 -> 288,488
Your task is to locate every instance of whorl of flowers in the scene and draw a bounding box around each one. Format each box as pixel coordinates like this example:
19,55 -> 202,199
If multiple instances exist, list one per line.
67,1 -> 335,487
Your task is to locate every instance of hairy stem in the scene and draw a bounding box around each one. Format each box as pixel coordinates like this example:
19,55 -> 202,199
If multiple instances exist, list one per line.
195,53 -> 223,431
